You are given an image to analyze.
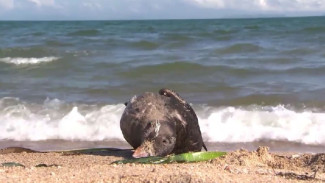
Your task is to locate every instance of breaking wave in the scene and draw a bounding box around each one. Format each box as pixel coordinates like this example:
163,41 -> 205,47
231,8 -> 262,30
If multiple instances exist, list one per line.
0,97 -> 325,145
0,57 -> 59,65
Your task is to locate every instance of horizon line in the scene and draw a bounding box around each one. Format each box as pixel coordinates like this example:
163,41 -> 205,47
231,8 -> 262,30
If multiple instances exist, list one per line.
0,15 -> 324,22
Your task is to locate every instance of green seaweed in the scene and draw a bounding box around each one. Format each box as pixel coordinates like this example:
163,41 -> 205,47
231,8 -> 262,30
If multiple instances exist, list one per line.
1,162 -> 25,167
112,151 -> 226,164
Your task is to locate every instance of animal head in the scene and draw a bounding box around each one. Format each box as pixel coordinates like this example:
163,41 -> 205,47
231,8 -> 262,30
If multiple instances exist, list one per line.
132,120 -> 176,158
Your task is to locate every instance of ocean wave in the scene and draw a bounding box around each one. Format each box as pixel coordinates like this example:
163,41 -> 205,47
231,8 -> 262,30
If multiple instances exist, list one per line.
198,105 -> 325,145
280,48 -> 316,56
302,26 -> 325,34
122,61 -> 325,79
67,29 -> 100,36
45,40 -> 72,47
215,43 -> 262,54
0,97 -> 125,141
0,46 -> 56,58
119,62 -> 261,79
0,57 -> 59,65
162,33 -> 193,41
0,97 -> 325,145
130,40 -> 159,50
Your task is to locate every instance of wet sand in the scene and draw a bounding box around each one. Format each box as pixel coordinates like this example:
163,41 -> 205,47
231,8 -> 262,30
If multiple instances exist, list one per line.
1,146 -> 324,183
1,140 -> 324,153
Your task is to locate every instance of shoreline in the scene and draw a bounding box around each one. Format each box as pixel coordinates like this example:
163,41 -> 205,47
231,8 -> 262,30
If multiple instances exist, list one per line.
1,146 -> 324,182
1,140 -> 324,153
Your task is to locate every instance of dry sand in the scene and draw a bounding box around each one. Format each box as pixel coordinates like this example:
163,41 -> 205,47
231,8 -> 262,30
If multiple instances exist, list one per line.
1,146 -> 325,183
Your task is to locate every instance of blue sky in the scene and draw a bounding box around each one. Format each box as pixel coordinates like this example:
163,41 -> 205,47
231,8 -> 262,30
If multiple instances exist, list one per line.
0,0 -> 324,20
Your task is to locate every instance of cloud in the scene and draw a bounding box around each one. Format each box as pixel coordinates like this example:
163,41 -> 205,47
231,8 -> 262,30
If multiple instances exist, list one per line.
184,0 -> 325,12
1,0 -> 325,20
82,2 -> 103,10
27,0 -> 55,7
0,0 -> 14,10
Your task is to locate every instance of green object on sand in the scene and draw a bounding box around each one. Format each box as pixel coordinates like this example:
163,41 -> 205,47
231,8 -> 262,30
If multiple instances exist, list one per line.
112,151 -> 226,164
1,162 -> 25,167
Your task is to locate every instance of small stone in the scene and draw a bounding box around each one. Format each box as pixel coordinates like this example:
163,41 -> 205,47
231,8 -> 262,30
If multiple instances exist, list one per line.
291,154 -> 300,158
255,169 -> 268,175
241,168 -> 249,174
224,165 -> 231,173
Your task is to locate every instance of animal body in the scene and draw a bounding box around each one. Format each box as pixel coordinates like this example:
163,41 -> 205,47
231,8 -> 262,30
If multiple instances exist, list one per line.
120,88 -> 207,158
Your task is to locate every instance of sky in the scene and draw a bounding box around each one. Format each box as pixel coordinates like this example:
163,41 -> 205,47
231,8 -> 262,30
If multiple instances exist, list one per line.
0,0 -> 325,20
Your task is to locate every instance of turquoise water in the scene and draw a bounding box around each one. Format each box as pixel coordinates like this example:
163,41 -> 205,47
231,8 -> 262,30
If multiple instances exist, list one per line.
1,17 -> 325,150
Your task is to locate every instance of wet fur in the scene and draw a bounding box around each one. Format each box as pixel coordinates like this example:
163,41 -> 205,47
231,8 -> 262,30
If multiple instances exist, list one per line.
120,89 -> 206,156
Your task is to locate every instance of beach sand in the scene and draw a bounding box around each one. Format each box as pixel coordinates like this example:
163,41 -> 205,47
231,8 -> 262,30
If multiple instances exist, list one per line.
1,146 -> 324,183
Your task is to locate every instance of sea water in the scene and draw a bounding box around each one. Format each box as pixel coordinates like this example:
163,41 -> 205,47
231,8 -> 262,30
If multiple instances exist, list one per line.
1,17 -> 325,152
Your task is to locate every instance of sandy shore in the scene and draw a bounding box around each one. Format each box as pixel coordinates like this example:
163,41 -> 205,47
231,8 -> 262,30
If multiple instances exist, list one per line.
1,146 -> 324,183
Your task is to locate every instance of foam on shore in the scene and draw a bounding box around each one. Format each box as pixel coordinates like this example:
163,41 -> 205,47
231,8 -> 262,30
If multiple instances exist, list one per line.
0,97 -> 325,145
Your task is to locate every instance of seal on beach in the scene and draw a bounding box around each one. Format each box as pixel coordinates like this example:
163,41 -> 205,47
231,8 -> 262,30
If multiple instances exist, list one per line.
120,88 -> 207,158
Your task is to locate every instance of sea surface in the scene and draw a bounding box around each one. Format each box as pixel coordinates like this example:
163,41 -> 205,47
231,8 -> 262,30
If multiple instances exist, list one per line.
1,17 -> 325,152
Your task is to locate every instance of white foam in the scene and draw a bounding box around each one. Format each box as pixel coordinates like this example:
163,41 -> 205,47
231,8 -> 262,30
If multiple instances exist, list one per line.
0,97 -> 325,145
197,105 -> 325,145
0,57 -> 59,65
0,98 -> 125,141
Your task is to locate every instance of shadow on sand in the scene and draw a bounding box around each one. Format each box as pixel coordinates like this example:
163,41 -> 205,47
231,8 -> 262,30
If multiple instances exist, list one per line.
0,147 -> 134,159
